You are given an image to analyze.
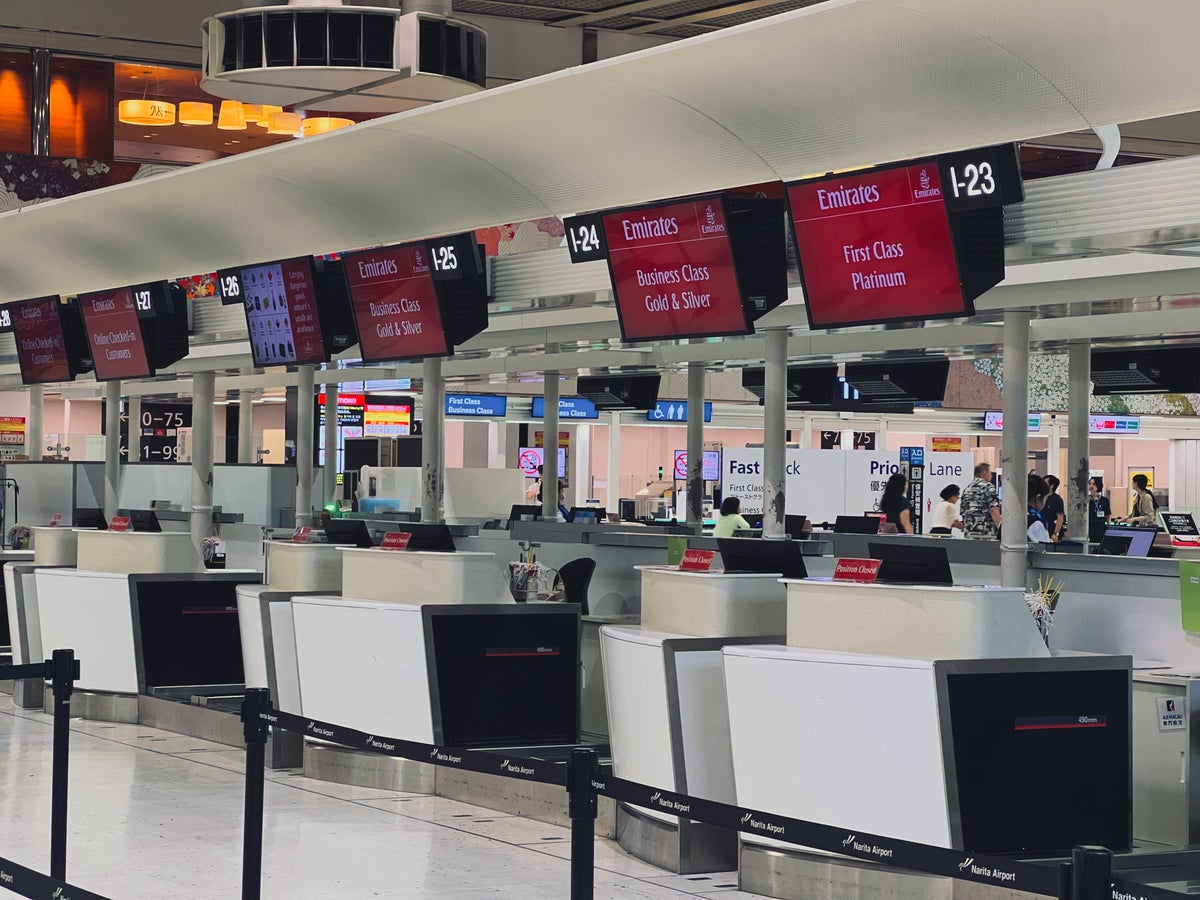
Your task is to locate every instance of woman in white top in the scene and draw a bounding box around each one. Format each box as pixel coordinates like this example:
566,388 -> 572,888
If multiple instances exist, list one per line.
930,483 -> 963,535
712,496 -> 751,538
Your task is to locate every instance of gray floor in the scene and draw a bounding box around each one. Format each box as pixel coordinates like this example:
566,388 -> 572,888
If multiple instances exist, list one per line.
0,696 -> 755,898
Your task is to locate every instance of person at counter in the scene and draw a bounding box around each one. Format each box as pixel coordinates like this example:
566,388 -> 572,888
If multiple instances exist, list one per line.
961,463 -> 1001,539
1042,475 -> 1065,541
1027,474 -> 1052,543
1119,473 -> 1158,526
1088,477 -> 1112,542
879,473 -> 913,534
713,496 -> 751,537
930,484 -> 963,535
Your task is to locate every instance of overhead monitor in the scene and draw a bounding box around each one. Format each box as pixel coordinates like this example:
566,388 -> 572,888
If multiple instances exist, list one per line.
673,449 -> 720,481
1096,525 -> 1157,558
77,288 -> 152,381
11,296 -> 73,385
601,196 -> 753,342
342,242 -> 450,362
1088,415 -> 1140,435
576,374 -> 661,410
984,412 -> 1042,433
236,256 -> 328,367
517,446 -> 566,478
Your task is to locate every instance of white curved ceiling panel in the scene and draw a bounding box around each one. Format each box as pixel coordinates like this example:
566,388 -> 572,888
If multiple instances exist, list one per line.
3,0 -> 1200,301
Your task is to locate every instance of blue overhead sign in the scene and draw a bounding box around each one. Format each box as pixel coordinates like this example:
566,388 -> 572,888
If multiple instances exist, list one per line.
532,396 -> 599,419
444,394 -> 507,417
646,401 -> 713,423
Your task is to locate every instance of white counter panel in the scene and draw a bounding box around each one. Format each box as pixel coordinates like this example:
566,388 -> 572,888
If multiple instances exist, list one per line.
340,549 -> 503,605
785,578 -> 1048,660
724,645 -> 951,849
36,569 -> 137,694
270,601 -> 302,715
637,567 -> 787,638
237,585 -> 270,689
32,528 -> 78,566
264,542 -> 343,592
292,595 -> 434,742
76,531 -> 204,575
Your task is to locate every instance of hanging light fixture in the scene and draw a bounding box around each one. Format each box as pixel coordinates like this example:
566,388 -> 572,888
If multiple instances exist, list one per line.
257,105 -> 284,127
178,101 -> 214,126
242,103 -> 266,123
267,111 -> 303,136
118,99 -> 176,126
217,100 -> 247,130
300,116 -> 354,137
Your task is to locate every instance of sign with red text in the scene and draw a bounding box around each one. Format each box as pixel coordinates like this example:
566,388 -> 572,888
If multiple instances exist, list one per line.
291,526 -> 312,543
109,516 -> 132,533
78,288 -> 152,380
0,416 -> 26,447
678,549 -> 716,571
240,257 -> 326,366
788,163 -> 968,329
49,514 -> 61,527
12,296 -> 71,385
603,197 -> 751,342
343,243 -> 449,362
380,531 -> 413,551
833,558 -> 882,583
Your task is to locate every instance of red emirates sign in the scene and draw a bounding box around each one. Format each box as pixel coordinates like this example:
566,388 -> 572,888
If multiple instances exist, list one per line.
291,526 -> 312,543
833,558 -> 882,583
380,531 -> 413,551
678,549 -> 716,571
109,516 -> 132,533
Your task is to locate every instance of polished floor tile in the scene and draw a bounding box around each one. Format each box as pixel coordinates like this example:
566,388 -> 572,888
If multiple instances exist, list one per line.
0,698 -> 735,899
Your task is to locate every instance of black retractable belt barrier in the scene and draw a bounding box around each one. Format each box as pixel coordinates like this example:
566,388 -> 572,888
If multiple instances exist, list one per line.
240,688 -> 270,900
0,853 -> 110,900
48,649 -> 78,882
567,747 -> 599,900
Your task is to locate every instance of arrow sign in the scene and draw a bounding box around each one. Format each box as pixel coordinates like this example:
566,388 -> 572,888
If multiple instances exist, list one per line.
119,445 -> 128,458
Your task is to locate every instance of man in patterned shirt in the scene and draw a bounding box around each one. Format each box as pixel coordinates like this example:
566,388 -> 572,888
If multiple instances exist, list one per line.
960,462 -> 1001,539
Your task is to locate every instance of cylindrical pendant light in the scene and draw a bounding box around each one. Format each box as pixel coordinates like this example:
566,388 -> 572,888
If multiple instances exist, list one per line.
178,101 -> 214,126
267,111 -> 303,135
242,103 -> 266,123
118,99 -> 176,126
217,100 -> 247,130
300,116 -> 354,137
257,105 -> 284,127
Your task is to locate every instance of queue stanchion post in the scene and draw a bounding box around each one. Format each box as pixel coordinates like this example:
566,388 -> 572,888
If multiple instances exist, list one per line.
241,688 -> 270,900
568,747 -> 599,900
1068,845 -> 1112,899
48,648 -> 78,881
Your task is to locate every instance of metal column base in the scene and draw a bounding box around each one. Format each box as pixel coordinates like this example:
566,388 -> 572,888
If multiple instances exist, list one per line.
303,742 -> 437,794
46,688 -> 140,724
615,802 -> 738,875
436,765 -> 617,838
138,694 -> 245,747
739,841 -> 1043,900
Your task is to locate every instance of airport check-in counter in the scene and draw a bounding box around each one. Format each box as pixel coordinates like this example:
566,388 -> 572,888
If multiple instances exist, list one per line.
33,530 -> 260,701
0,543 -> 42,702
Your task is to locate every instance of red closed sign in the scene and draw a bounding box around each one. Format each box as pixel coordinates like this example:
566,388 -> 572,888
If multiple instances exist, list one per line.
833,558 -> 882,582
678,549 -> 716,571
380,531 -> 413,551
291,526 -> 312,543
109,516 -> 132,533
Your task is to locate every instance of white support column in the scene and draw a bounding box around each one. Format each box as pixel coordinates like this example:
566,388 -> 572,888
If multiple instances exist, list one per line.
607,411 -> 621,511
762,328 -> 787,539
575,424 -> 591,505
237,380 -> 254,464
421,357 -> 445,522
190,372 -> 216,557
294,365 -> 315,527
797,415 -> 811,449
686,361 -> 705,525
1067,341 -> 1091,539
126,396 -> 141,463
1000,310 -> 1031,588
323,384 -> 338,505
104,381 -> 121,520
27,385 -> 43,459
542,371 -> 559,520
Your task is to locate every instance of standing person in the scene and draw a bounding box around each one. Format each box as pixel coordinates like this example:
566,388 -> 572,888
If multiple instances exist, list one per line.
1042,474 -> 1066,542
878,472 -> 913,534
525,464 -> 543,501
1121,473 -> 1158,526
960,462 -> 1001,539
712,496 -> 750,537
1027,474 -> 1052,542
1088,477 -> 1112,543
930,484 -> 963,535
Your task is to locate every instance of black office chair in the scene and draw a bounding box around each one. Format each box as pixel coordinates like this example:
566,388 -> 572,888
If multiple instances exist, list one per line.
557,557 -> 596,616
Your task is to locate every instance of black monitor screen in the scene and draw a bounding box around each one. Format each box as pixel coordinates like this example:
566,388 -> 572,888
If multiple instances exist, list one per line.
427,609 -> 580,746
73,508 -> 107,529
568,507 -> 606,524
717,538 -> 807,579
784,515 -> 807,539
509,504 -> 541,522
868,542 -> 953,585
941,663 -> 1131,853
120,509 -> 161,533
835,515 -> 881,535
1161,513 -> 1199,540
1097,525 -> 1157,558
391,523 -> 456,552
323,518 -> 374,548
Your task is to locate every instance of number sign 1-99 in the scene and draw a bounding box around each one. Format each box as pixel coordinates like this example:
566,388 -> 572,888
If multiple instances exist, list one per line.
562,213 -> 608,264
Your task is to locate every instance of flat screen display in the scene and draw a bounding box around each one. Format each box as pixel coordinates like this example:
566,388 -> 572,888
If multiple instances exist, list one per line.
77,288 -> 151,381
984,411 -> 1042,432
1089,415 -> 1140,435
673,449 -> 720,481
602,196 -> 752,342
1097,525 -> 1157,557
517,446 -> 566,478
343,243 -> 449,362
12,297 -> 71,385
240,257 -> 326,366
788,162 -> 968,329
1162,512 -> 1200,540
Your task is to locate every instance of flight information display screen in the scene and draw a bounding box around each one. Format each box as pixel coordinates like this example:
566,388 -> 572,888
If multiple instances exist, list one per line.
342,243 -> 449,362
602,196 -> 751,342
788,161 -> 969,329
78,288 -> 152,380
239,257 -> 326,366
12,296 -> 71,385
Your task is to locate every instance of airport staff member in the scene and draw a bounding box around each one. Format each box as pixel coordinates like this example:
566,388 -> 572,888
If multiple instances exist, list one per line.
1088,477 -> 1112,542
713,496 -> 751,537
1120,473 -> 1158,526
960,462 -> 1001,539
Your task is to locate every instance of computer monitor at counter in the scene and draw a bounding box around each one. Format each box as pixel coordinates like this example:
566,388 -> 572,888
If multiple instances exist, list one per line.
116,509 -> 162,533
868,542 -> 954,585
73,508 -> 107,529
717,537 -> 808,579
